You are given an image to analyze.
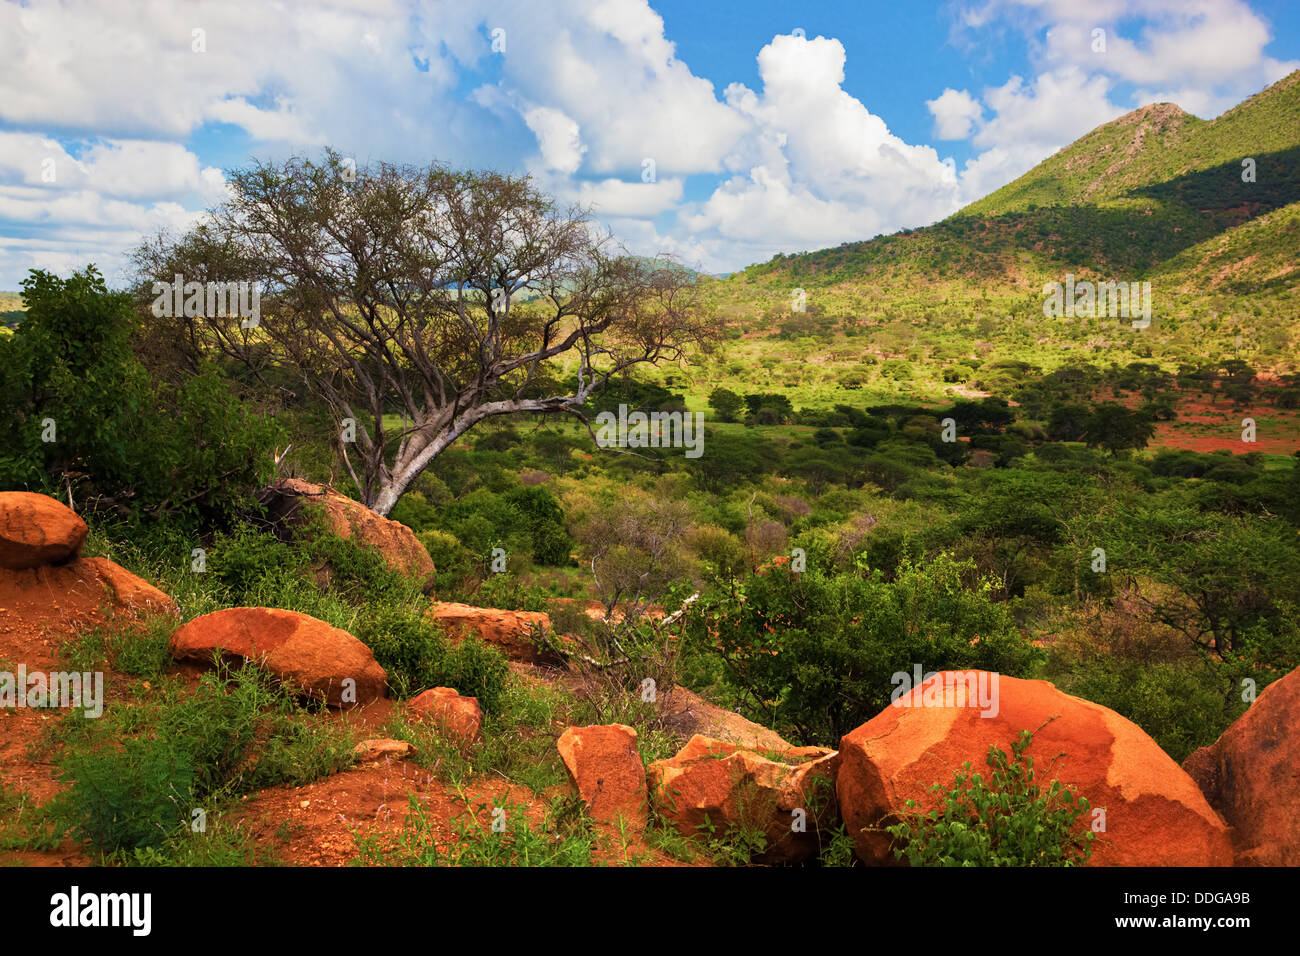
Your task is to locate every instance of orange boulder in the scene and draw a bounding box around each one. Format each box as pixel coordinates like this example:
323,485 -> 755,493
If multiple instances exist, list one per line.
0,492 -> 87,569
557,724 -> 648,832
648,735 -> 839,864
837,671 -> 1233,866
427,602 -> 551,663
1182,666 -> 1300,866
408,686 -> 483,745
169,607 -> 387,707
260,479 -> 436,592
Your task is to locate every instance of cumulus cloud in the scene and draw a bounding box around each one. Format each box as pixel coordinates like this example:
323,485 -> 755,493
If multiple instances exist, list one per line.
679,34 -> 962,268
927,88 -> 983,139
522,105 -> 586,174
0,0 -> 1294,284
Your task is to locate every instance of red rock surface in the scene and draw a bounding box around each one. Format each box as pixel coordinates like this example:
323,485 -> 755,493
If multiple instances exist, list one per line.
0,492 -> 87,570
1182,666 -> 1300,865
557,724 -> 648,832
352,738 -> 417,763
648,734 -> 839,863
169,607 -> 387,707
408,686 -> 483,745
428,602 -> 551,663
261,479 -> 436,591
837,671 -> 1233,866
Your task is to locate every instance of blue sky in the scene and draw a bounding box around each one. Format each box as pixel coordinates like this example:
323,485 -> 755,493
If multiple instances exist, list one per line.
0,0 -> 1297,288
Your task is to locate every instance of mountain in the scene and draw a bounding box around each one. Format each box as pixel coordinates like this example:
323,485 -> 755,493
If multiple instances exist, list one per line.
731,70 -> 1300,295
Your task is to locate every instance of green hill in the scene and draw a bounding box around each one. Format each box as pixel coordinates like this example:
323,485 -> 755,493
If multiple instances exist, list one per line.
734,70 -> 1300,293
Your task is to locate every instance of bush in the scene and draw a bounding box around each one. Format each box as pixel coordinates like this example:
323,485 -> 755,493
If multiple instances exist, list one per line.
885,728 -> 1095,866
684,555 -> 1040,744
436,636 -> 511,716
52,666 -> 353,856
355,606 -> 446,699
0,267 -> 280,525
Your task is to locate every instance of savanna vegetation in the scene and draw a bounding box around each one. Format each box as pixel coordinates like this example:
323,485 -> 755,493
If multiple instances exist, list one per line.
2,70 -> 1298,868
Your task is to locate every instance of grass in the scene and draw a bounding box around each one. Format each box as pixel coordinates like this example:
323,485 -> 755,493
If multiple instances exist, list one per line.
30,663 -> 357,863
350,791 -> 598,867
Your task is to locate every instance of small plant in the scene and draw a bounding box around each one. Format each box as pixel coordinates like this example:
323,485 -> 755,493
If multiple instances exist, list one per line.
62,611 -> 178,680
883,726 -> 1096,866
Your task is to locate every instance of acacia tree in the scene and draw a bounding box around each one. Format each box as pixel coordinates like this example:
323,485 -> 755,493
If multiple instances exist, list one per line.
132,150 -> 714,515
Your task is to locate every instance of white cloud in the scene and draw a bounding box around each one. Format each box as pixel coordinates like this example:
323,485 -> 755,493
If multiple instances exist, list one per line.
573,177 -> 684,218
927,88 -> 983,139
678,34 -> 962,269
522,105 -> 586,174
0,0 -> 1295,285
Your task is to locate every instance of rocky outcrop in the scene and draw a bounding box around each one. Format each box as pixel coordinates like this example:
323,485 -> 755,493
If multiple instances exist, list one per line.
427,602 -> 551,663
0,492 -> 87,569
660,686 -> 792,751
0,495 -> 178,649
169,607 -> 387,707
259,479 -> 436,592
557,724 -> 648,832
837,670 -> 1233,866
408,686 -> 483,745
648,735 -> 839,864
1183,667 -> 1300,866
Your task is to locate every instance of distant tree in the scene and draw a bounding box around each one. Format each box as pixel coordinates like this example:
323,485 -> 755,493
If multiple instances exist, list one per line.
1047,403 -> 1092,442
1085,403 -> 1155,455
707,387 -> 744,423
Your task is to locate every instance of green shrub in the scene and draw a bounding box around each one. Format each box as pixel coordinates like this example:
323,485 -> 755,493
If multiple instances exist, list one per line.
50,666 -> 354,856
685,554 -> 1040,744
0,267 -> 280,525
437,636 -> 510,716
885,728 -> 1096,866
354,605 -> 445,699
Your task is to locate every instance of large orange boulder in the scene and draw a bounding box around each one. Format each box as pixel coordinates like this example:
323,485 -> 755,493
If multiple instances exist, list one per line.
557,724 -> 648,832
427,602 -> 551,663
259,479 -> 436,592
838,671 -> 1233,866
1182,666 -> 1300,866
169,607 -> 386,706
0,492 -> 87,569
408,686 -> 483,745
648,735 -> 840,864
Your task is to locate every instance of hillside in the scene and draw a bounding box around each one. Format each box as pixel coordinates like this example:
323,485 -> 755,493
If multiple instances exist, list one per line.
733,70 -> 1300,292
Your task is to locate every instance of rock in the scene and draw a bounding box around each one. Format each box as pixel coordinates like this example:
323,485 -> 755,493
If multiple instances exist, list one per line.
660,686 -> 792,751
556,724 -> 648,832
258,479 -> 436,592
0,492 -> 87,570
353,738 -> 417,763
427,602 -> 551,663
1182,666 -> 1300,866
838,671 -> 1233,866
408,686 -> 482,745
647,735 -> 840,864
169,607 -> 387,707
78,557 -> 178,617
